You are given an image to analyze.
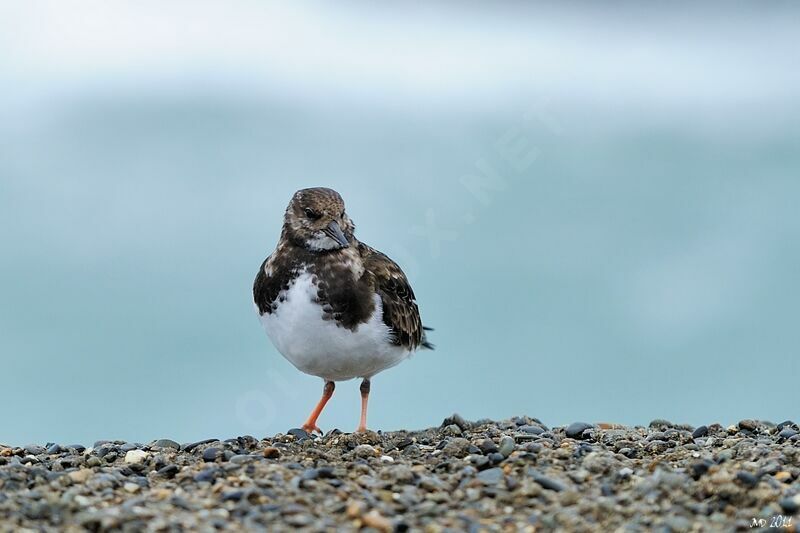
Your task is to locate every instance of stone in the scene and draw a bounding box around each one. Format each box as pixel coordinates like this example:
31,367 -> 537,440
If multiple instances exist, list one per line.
738,419 -> 757,432
354,444 -> 377,458
518,425 -> 544,435
476,439 -> 498,455
287,428 -> 311,442
779,495 -> 800,514
152,439 -> 181,450
735,471 -> 759,488
530,471 -> 565,492
441,413 -> 471,431
692,426 -> 708,439
263,447 -> 280,459
124,450 -> 148,465
361,510 -> 392,532
565,422 -> 593,439
202,447 -> 220,462
476,467 -> 504,485
498,435 -> 515,457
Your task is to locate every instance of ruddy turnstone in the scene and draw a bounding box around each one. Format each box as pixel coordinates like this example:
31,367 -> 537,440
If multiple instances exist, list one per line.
253,187 -> 433,434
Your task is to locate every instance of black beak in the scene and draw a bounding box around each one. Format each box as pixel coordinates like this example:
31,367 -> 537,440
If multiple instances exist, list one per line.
324,221 -> 349,247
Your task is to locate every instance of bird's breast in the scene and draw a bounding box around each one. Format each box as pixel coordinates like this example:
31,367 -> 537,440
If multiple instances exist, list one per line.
256,271 -> 409,381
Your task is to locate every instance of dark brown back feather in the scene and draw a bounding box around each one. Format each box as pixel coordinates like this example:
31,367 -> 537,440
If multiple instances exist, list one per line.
358,243 -> 432,351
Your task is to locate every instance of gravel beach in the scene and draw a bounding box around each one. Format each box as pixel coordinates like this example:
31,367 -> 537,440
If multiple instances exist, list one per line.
1,415 -> 799,532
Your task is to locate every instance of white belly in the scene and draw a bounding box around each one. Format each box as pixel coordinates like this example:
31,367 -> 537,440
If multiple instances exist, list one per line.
256,272 -> 411,381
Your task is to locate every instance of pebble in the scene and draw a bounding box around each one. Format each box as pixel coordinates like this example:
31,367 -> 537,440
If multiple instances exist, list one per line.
476,467 -> 504,485
565,422 -> 593,439
735,471 -> 759,488
361,509 -> 392,532
263,447 -> 280,459
287,428 -> 311,442
124,450 -> 148,465
202,447 -> 220,462
738,419 -> 758,432
46,444 -> 62,455
24,445 -> 45,455
441,413 -> 471,431
778,428 -> 798,439
779,495 -> 800,514
157,465 -> 179,478
476,439 -> 498,455
530,471 -> 565,492
152,439 -> 181,450
498,435 -> 515,457
692,426 -> 708,439
354,444 -> 377,458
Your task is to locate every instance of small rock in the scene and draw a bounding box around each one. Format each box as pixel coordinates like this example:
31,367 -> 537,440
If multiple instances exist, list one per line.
476,439 -> 498,455
202,447 -> 220,462
68,469 -> 92,483
488,452 -> 505,465
441,424 -> 462,437
380,455 -> 394,463
530,471 -> 565,492
46,444 -> 62,455
157,465 -> 179,478
617,467 -> 634,480
735,471 -> 759,488
24,444 -> 45,455
287,428 -> 311,442
263,447 -> 280,459
361,510 -> 392,532
152,439 -> 181,450
518,425 -> 544,435
354,444 -> 377,458
442,438 -> 471,458
565,422 -> 593,440
123,482 -> 140,493
498,436 -> 515,457
779,495 -> 800,514
774,471 -> 792,483
476,467 -> 504,485
738,419 -> 757,432
124,450 -> 148,465
692,426 -> 708,439
194,468 -> 220,483
441,413 -> 471,431
779,428 -> 798,440
346,500 -> 367,518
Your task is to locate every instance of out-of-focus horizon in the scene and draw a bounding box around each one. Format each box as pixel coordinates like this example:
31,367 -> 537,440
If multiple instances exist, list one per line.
1,2 -> 799,444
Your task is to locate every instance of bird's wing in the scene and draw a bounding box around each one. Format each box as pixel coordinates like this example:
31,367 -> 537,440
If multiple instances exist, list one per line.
359,243 -> 433,351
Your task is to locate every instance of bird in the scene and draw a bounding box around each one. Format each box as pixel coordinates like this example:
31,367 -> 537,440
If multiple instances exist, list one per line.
253,187 -> 433,434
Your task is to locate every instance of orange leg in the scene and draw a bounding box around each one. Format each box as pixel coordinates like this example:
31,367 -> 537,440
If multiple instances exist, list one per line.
302,381 -> 335,434
356,379 -> 370,433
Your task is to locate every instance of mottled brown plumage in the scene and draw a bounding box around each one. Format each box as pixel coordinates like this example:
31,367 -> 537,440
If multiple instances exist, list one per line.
254,187 -> 431,350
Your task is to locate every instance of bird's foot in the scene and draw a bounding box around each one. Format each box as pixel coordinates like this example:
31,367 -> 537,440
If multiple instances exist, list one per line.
355,425 -> 369,434
302,423 -> 323,435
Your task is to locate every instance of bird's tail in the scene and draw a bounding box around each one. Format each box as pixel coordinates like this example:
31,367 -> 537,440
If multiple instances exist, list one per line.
421,326 -> 435,350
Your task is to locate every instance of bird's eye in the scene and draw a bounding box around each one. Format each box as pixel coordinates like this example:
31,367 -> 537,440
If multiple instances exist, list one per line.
304,208 -> 321,220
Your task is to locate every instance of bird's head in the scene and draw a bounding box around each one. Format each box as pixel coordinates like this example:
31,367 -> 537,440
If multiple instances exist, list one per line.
283,187 -> 355,252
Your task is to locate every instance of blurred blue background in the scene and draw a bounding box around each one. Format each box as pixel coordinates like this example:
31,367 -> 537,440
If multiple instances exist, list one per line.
1,2 -> 798,445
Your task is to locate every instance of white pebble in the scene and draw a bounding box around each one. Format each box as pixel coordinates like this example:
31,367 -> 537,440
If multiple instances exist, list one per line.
124,450 -> 149,465
380,455 -> 394,463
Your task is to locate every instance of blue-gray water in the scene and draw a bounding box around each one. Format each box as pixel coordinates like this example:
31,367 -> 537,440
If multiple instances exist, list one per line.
1,3 -> 798,445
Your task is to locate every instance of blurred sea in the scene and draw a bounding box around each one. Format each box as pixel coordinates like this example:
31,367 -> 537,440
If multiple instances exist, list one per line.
1,2 -> 798,444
